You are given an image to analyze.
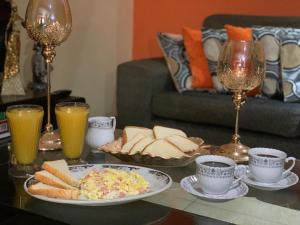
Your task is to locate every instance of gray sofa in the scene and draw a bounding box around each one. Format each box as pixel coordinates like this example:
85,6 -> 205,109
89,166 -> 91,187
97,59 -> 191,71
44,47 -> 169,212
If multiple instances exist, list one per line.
117,14 -> 300,158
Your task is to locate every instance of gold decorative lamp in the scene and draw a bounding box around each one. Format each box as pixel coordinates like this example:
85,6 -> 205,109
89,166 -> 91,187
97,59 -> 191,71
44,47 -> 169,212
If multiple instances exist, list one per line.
217,40 -> 265,163
25,0 -> 72,151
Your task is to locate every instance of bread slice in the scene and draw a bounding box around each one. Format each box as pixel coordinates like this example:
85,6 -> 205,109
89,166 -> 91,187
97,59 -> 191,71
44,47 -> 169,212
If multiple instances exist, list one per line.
153,126 -> 187,139
129,136 -> 155,155
28,182 -> 79,200
121,133 -> 145,153
123,126 -> 153,143
142,139 -> 188,159
34,170 -> 78,190
165,135 -> 198,153
42,160 -> 80,188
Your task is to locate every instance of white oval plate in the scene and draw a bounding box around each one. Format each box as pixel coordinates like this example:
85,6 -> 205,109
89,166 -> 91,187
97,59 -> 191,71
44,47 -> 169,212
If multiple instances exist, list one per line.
24,164 -> 172,206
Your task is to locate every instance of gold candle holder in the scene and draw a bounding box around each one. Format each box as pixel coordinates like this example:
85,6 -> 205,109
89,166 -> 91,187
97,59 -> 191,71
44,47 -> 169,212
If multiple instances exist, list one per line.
217,40 -> 265,163
25,0 -> 72,151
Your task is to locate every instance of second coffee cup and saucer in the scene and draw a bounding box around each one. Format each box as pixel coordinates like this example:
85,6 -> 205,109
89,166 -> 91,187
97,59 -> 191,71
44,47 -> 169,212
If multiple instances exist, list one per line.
235,167 -> 299,191
180,155 -> 249,202
235,147 -> 299,191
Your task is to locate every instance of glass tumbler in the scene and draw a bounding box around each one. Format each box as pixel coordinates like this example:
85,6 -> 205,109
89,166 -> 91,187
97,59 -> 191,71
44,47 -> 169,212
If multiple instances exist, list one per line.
6,105 -> 44,178
55,102 -> 89,164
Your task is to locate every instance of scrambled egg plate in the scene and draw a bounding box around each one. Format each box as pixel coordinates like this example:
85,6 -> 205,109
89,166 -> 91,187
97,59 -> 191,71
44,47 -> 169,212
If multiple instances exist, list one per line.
80,168 -> 150,200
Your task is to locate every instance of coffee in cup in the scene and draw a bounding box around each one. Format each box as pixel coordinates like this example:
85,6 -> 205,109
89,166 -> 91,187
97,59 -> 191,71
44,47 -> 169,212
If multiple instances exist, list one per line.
195,155 -> 243,195
248,148 -> 296,183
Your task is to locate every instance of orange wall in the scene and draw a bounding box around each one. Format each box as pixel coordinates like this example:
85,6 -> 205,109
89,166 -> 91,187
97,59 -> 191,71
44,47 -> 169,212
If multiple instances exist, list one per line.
133,0 -> 300,59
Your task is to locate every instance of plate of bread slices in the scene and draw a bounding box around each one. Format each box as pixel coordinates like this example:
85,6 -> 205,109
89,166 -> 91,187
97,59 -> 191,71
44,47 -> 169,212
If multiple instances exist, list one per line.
24,159 -> 172,206
100,126 -> 210,167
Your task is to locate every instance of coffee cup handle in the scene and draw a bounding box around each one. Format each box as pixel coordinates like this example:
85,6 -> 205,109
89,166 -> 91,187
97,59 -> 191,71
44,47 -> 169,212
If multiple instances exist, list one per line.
282,157 -> 296,178
233,165 -> 248,185
110,117 -> 116,130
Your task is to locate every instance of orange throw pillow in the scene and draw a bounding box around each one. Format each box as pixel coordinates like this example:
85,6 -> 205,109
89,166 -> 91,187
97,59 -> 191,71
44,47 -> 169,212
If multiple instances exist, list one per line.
225,24 -> 252,41
225,24 -> 259,96
182,27 -> 213,89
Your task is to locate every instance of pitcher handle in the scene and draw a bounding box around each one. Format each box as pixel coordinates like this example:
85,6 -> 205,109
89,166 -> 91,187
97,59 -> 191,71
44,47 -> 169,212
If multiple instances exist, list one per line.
282,157 -> 296,178
110,117 -> 116,130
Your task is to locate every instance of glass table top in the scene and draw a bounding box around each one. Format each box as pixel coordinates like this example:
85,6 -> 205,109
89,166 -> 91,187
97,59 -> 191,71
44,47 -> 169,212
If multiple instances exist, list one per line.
0,139 -> 300,225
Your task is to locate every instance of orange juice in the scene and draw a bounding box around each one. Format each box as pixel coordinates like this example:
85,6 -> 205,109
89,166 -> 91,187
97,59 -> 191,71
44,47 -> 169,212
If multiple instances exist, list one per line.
55,103 -> 89,159
6,105 -> 44,165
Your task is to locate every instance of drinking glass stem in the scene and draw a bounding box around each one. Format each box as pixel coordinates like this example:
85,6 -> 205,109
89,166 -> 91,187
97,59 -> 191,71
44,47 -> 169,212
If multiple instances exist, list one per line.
233,107 -> 240,144
42,45 -> 56,132
46,62 -> 51,130
232,91 -> 246,144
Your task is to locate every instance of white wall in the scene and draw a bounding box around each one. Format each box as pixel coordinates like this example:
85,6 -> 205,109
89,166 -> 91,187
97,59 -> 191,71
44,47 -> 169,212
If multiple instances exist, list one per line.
16,0 -> 133,116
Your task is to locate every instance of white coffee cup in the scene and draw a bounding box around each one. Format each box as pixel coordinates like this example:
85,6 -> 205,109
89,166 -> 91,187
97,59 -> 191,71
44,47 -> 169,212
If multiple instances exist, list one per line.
248,148 -> 296,183
195,155 -> 244,195
85,116 -> 116,152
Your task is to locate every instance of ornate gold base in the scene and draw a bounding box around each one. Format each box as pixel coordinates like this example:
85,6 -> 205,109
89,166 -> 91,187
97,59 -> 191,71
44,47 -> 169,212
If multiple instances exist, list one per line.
218,141 -> 249,163
39,129 -> 61,151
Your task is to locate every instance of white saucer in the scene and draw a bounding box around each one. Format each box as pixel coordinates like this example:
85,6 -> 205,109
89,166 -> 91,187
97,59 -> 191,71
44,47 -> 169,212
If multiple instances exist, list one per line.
180,175 -> 249,202
235,166 -> 299,191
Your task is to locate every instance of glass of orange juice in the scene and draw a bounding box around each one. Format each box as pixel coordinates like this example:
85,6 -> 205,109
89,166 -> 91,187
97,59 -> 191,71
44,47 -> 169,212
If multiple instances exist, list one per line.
6,105 -> 44,178
55,102 -> 89,164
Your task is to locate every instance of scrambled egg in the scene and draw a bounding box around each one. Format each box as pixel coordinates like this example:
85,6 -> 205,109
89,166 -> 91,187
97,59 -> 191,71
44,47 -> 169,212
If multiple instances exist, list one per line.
80,168 -> 149,200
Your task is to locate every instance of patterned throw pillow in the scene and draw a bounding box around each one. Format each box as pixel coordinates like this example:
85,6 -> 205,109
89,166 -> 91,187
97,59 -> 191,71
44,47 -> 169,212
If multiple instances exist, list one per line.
201,28 -> 228,93
156,32 -> 192,92
252,27 -> 282,98
279,29 -> 300,102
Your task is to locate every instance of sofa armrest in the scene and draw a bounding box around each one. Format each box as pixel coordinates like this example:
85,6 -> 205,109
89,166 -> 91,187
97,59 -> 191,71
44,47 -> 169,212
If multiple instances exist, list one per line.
117,58 -> 174,128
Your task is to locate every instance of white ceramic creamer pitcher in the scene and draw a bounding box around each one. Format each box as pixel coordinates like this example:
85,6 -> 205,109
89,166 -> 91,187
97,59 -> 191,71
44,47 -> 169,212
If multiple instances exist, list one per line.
86,116 -> 116,152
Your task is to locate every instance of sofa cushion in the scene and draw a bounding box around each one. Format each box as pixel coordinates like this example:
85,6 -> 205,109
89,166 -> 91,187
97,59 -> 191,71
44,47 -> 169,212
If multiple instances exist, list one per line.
156,32 -> 192,92
182,27 -> 213,89
152,92 -> 300,138
279,28 -> 300,102
201,28 -> 228,93
252,26 -> 282,99
225,24 -> 252,41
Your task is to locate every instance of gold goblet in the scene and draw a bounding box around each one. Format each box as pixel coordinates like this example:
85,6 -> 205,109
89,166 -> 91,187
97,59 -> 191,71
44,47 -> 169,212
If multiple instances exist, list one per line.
25,0 -> 72,151
217,40 -> 265,163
